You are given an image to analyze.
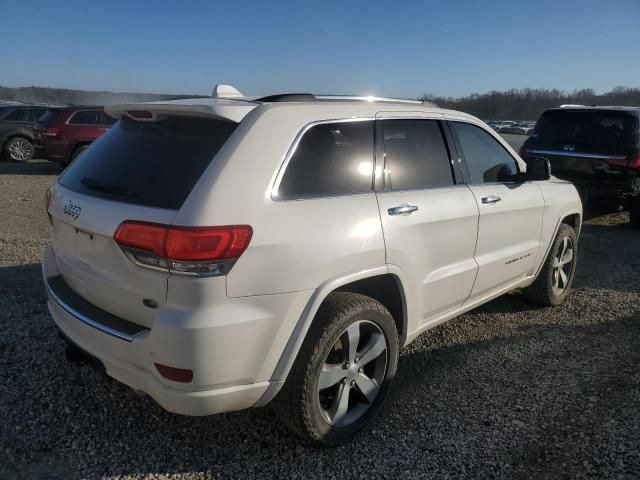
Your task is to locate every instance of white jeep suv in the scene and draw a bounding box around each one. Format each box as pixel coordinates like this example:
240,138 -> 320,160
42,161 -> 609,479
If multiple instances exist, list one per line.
43,89 -> 582,445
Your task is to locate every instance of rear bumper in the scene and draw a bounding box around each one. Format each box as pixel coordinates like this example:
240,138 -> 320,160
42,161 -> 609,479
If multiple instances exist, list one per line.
42,245 -> 311,416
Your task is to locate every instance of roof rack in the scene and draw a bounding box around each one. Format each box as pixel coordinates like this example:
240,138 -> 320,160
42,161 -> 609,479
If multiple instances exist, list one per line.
254,93 -> 433,106
255,93 -> 317,102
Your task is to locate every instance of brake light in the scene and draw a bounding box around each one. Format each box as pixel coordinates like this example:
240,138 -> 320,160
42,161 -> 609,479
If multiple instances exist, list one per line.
114,221 -> 252,276
114,221 -> 166,257
42,127 -> 60,137
629,156 -> 640,169
607,156 -> 640,168
127,110 -> 153,119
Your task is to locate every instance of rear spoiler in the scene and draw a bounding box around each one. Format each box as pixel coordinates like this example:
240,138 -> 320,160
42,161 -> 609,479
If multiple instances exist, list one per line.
104,98 -> 258,123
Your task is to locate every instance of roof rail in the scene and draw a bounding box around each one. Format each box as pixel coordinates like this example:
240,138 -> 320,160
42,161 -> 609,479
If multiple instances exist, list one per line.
559,104 -> 585,108
317,95 -> 426,105
254,93 -> 436,106
255,93 -> 317,102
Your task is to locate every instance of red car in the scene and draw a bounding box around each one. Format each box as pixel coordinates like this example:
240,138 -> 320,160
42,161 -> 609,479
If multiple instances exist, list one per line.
34,106 -> 115,165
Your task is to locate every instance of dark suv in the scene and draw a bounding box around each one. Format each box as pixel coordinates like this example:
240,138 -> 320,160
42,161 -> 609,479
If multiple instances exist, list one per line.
521,106 -> 640,228
34,106 -> 115,165
0,105 -> 48,161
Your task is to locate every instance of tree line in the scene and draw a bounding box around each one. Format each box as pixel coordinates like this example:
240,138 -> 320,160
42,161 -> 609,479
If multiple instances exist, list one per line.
420,86 -> 640,120
0,85 -> 202,106
2,84 -> 639,121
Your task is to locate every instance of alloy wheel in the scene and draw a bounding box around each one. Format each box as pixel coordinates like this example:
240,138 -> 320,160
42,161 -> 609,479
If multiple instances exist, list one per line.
8,139 -> 32,161
552,236 -> 574,296
316,320 -> 388,427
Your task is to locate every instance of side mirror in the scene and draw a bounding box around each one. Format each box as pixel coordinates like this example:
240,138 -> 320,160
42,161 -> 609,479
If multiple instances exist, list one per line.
525,156 -> 551,181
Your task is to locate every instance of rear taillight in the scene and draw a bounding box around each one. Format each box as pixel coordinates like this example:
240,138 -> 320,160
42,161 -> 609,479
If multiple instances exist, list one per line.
628,156 -> 640,169
114,221 -> 252,276
42,127 -> 60,137
607,156 -> 640,169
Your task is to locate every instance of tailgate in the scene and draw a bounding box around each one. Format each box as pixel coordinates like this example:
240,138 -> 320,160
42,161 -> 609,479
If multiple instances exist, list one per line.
529,149 -> 628,186
48,185 -> 175,329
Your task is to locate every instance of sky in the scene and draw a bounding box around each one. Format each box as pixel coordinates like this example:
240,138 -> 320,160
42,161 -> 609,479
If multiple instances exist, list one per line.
1,0 -> 639,99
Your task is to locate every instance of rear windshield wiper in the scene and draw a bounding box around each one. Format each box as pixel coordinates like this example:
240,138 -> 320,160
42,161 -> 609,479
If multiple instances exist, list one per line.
81,178 -> 139,199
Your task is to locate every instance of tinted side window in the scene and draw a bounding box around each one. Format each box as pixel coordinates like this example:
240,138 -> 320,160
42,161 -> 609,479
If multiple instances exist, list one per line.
278,121 -> 374,198
69,110 -> 99,125
32,108 -> 47,122
383,120 -> 453,190
97,111 -> 116,126
451,122 -> 519,183
4,109 -> 29,122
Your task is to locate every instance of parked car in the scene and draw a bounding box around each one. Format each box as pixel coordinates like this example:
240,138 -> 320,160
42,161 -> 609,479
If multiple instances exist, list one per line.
34,106 -> 115,165
0,105 -> 48,161
521,106 -> 640,228
43,90 -> 582,446
499,125 -> 528,135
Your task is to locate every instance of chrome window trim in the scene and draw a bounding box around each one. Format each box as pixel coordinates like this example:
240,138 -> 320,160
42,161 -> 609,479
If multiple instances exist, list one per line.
375,183 -> 471,195
66,109 -> 112,127
527,149 -> 627,160
271,117 -> 376,201
45,277 -> 148,342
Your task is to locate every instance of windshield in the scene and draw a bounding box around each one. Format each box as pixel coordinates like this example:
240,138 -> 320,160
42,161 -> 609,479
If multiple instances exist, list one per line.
59,116 -> 237,210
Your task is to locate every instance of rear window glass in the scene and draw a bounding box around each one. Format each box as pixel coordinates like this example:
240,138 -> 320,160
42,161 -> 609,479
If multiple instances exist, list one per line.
534,110 -> 639,153
277,120 -> 374,198
59,116 -> 237,210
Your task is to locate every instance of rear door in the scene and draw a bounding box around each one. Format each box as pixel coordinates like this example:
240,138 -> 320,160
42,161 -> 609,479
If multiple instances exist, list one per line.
448,119 -> 545,300
374,113 -> 479,323
48,115 -> 238,328
66,110 -> 104,143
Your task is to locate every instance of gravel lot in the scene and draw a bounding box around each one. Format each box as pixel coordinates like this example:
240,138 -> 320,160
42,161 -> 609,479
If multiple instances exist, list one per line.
1,160 -> 639,479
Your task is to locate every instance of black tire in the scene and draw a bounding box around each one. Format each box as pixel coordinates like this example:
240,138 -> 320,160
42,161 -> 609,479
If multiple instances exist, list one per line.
4,137 -> 34,162
274,292 -> 399,446
522,223 -> 578,306
69,145 -> 89,164
630,196 -> 640,230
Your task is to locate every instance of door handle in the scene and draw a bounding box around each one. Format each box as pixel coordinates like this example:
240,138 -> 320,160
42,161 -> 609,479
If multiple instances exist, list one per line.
481,195 -> 502,204
388,203 -> 418,215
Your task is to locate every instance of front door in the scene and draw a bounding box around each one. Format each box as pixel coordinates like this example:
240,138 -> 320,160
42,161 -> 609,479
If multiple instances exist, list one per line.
447,120 -> 545,300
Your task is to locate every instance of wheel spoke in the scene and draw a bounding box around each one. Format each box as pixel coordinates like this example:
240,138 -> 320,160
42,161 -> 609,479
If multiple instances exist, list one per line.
560,248 -> 573,266
559,268 -> 568,288
560,237 -> 568,259
344,323 -> 360,364
355,373 -> 379,403
318,363 -> 346,390
328,382 -> 351,425
357,333 -> 387,367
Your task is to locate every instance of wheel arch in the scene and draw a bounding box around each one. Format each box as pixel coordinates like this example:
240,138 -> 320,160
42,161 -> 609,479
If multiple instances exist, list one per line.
2,133 -> 34,151
561,212 -> 582,236
533,208 -> 582,279
255,266 -> 409,406
66,140 -> 92,163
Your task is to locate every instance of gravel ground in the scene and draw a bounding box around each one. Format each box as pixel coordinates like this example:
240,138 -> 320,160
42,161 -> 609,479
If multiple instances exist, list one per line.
1,160 -> 639,479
